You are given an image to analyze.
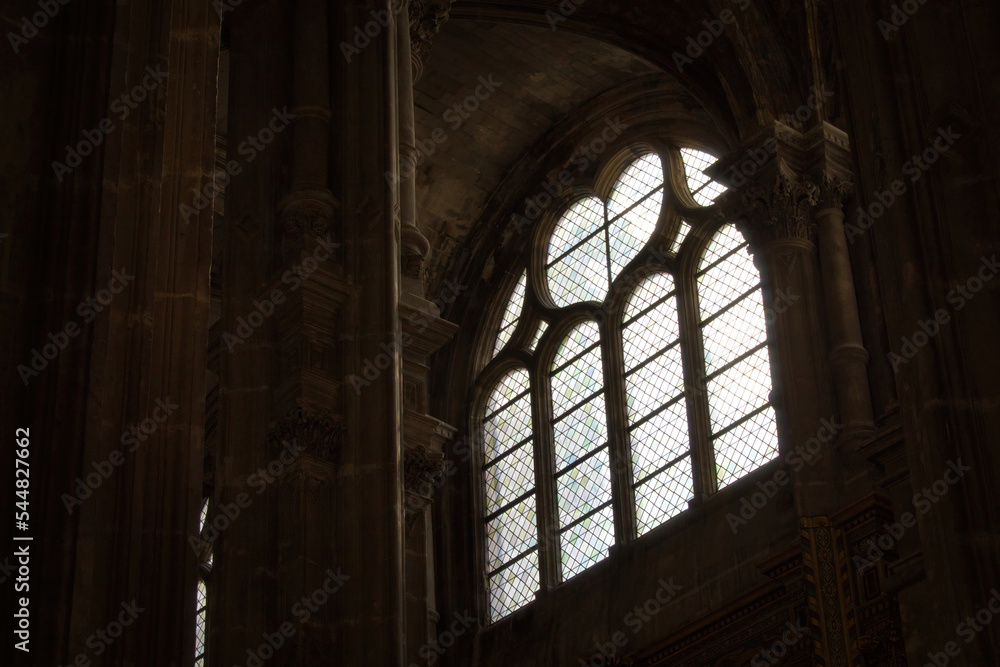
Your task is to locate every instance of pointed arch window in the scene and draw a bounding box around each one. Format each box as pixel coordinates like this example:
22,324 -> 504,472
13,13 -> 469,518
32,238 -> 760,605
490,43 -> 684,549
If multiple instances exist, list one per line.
478,145 -> 778,622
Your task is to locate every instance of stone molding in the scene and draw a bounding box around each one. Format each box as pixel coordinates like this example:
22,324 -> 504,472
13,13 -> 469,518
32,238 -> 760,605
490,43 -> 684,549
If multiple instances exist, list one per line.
267,401 -> 346,485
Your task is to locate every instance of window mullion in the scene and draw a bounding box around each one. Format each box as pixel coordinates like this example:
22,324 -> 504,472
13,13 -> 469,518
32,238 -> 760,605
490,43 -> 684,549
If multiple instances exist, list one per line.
531,361 -> 562,590
600,309 -> 637,546
676,265 -> 717,502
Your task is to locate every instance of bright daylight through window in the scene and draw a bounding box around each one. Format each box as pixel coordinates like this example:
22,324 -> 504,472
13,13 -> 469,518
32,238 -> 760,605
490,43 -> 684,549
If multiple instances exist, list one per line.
480,146 -> 779,622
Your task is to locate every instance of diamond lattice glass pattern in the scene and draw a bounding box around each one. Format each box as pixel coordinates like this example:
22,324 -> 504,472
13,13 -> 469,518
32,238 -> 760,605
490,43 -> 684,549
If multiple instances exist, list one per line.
489,551 -> 540,621
552,321 -> 601,368
609,188 -> 662,277
556,448 -> 612,526
698,224 -> 779,487
625,345 -> 685,422
561,504 -> 615,579
483,367 -> 539,620
549,197 -> 604,259
483,390 -> 533,464
195,579 -> 208,660
698,244 -> 760,320
548,232 -> 610,307
623,292 -> 680,371
635,458 -> 694,535
486,496 -> 538,571
528,321 -> 548,352
671,220 -> 692,254
706,346 -> 772,433
553,396 -> 608,471
714,406 -> 779,488
702,291 -> 767,374
484,441 -> 535,515
623,273 -> 676,322
552,345 -> 603,417
608,153 -> 663,219
494,271 -> 527,356
629,400 -> 689,483
680,148 -> 728,206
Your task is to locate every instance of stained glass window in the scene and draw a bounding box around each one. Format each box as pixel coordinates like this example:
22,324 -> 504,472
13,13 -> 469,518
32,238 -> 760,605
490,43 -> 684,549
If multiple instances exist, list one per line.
479,146 -> 779,622
483,368 -> 540,620
622,274 -> 694,535
697,226 -> 779,487
551,321 -> 614,578
680,148 -> 728,206
194,497 -> 212,666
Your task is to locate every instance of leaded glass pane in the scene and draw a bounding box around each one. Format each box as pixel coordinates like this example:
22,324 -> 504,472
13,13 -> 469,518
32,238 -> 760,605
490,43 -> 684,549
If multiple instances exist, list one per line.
635,458 -> 694,536
553,396 -> 608,471
623,273 -> 675,322
609,187 -> 662,277
484,441 -> 535,515
671,220 -> 692,254
680,148 -> 728,206
623,295 -> 680,371
485,496 -> 537,571
489,552 -> 539,620
698,226 -> 779,487
552,320 -> 601,368
528,321 -> 548,352
548,232 -> 609,307
629,401 -> 689,483
556,449 -> 612,526
549,197 -> 604,259
552,346 -> 604,417
608,153 -> 663,220
195,579 -> 208,660
698,244 -> 760,320
714,406 -> 779,488
494,271 -> 527,356
561,504 -> 615,579
483,369 -> 539,620
624,345 -> 685,421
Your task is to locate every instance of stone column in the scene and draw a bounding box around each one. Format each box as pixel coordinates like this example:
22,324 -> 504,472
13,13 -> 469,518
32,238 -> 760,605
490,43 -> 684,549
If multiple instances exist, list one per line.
815,175 -> 876,443
711,122 -> 838,516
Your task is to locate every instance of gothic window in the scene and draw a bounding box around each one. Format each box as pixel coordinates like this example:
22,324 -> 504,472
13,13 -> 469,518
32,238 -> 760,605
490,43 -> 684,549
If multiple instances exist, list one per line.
194,498 -> 213,666
477,145 -> 779,622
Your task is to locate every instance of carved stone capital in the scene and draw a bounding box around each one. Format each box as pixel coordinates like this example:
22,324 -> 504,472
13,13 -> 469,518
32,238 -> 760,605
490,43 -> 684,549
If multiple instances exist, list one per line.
403,444 -> 445,514
278,189 -> 337,239
408,0 -> 455,82
816,175 -> 853,213
267,400 -> 346,486
742,171 -> 819,242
